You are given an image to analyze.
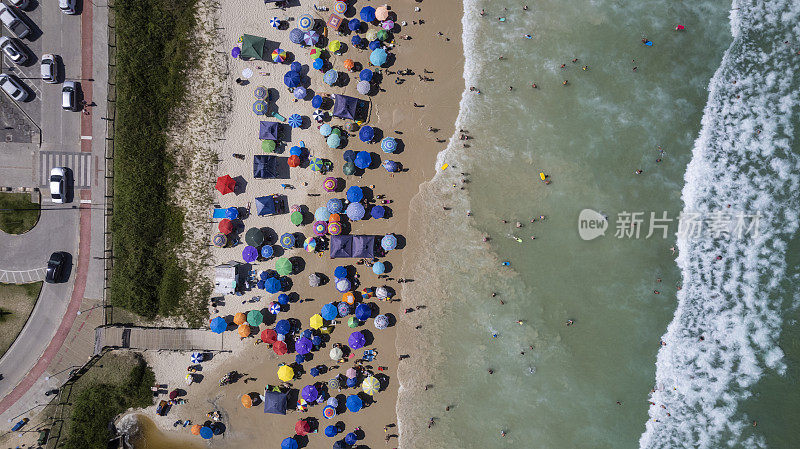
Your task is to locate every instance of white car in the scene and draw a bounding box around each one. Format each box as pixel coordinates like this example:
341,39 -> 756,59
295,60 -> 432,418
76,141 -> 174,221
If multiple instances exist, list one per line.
49,167 -> 67,203
0,3 -> 30,38
0,36 -> 28,66
0,74 -> 28,101
59,0 -> 76,15
41,54 -> 58,83
62,81 -> 77,111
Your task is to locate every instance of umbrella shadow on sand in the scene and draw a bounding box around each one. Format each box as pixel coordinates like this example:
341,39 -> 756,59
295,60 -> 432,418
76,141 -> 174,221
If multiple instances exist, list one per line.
232,176 -> 248,195
289,256 -> 306,274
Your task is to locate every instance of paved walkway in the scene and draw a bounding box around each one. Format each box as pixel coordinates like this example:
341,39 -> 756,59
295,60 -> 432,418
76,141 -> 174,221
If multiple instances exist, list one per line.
95,326 -> 234,353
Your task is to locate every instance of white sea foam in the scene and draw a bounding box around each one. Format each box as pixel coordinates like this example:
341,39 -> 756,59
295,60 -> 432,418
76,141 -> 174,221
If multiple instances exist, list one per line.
640,1 -> 800,447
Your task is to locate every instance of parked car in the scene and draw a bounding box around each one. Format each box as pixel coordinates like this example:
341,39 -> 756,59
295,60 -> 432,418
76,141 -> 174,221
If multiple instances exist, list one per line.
0,74 -> 28,101
49,167 -> 67,203
0,3 -> 29,38
0,36 -> 27,65
59,0 -> 77,15
41,54 -> 58,83
62,81 -> 77,111
45,252 -> 67,283
9,0 -> 29,11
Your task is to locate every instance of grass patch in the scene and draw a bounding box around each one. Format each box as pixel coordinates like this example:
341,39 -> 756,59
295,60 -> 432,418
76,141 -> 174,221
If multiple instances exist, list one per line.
0,192 -> 40,234
0,282 -> 42,356
62,352 -> 155,449
110,0 -> 198,320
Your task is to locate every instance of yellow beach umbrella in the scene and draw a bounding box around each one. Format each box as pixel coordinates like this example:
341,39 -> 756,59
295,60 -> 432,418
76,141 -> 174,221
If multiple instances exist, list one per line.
328,40 -> 341,52
365,29 -> 378,41
310,313 -> 324,330
233,312 -> 246,325
342,292 -> 356,305
362,376 -> 380,395
278,365 -> 295,382
241,394 -> 253,408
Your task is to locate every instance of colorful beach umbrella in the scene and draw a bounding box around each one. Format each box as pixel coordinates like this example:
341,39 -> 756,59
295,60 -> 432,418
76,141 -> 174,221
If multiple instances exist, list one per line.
309,157 -> 324,171
309,46 -> 323,59
381,234 -> 398,250
262,139 -> 276,153
348,18 -> 361,31
320,123 -> 332,136
310,313 -> 324,330
212,233 -> 227,247
328,40 -> 342,53
238,323 -> 251,338
270,16 -> 281,28
254,85 -> 268,99
342,292 -> 356,306
343,161 -> 356,175
360,6 -> 376,22
272,48 -> 287,63
323,406 -> 337,420
313,221 -> 327,236
210,316 -> 226,333
383,159 -> 401,172
359,69 -> 374,82
381,136 -> 397,153
346,202 -> 365,221
234,312 -> 247,325
324,69 -> 339,85
242,246 -> 258,263
356,80 -> 371,95
346,394 -> 363,412
354,151 -> 371,169
362,376 -> 380,395
358,126 -> 374,142
298,14 -> 314,30
294,86 -> 307,100
287,114 -> 302,128
327,221 -> 342,235
269,302 -> 281,315
276,257 -> 293,276
291,211 -> 303,225
336,278 -> 352,292
374,314 -> 389,329
348,316 -> 360,328
261,245 -> 274,258
247,310 -> 264,326
252,99 -> 268,115
281,437 -> 298,449
371,205 -> 385,219
382,20 -> 395,30
372,261 -> 386,274
304,236 -> 317,252
370,48 -> 388,66
376,29 -> 389,41
321,303 -> 338,320
216,175 -> 236,195
333,0 -> 347,14
264,277 -> 281,294
327,198 -> 343,213
327,134 -> 341,148
297,337 -> 313,355
289,28 -> 305,44
324,177 -> 337,192
303,30 -> 320,46
315,206 -> 331,221
280,233 -> 295,248
337,302 -> 350,317
346,186 -> 364,202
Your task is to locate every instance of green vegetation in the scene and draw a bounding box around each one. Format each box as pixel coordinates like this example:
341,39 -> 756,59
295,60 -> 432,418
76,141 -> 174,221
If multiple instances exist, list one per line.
64,353 -> 155,449
0,282 -> 42,356
0,192 -> 40,234
110,0 -> 197,320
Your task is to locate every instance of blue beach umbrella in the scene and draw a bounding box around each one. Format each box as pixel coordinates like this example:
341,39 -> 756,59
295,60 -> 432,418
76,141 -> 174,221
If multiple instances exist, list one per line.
312,95 -> 324,108
284,71 -> 301,88
288,114 -> 302,128
383,160 -> 400,172
346,394 -> 363,412
320,123 -> 332,136
261,245 -> 274,258
354,151 -> 371,169
344,432 -> 357,445
381,137 -> 397,153
293,86 -> 307,100
371,205 -> 385,219
351,35 -> 362,47
269,302 -> 281,314
278,293 -> 289,305
321,303 -> 339,320
200,426 -> 213,439
242,246 -> 258,263
381,234 -> 397,250
346,202 -> 365,221
346,376 -> 357,388
313,58 -> 324,70
315,206 -> 331,221
358,126 -> 374,142
348,18 -> 361,31
303,30 -> 320,46
343,150 -> 356,162
334,266 -> 348,279
325,425 -> 338,437
372,261 -> 385,274
370,48 -> 388,66
254,85 -> 268,99
346,186 -> 363,202
355,303 -> 371,321
289,145 -> 302,156
225,207 -> 239,219
256,280 -> 265,289
232,47 -> 241,58
280,232 -> 295,248
297,337 -> 313,355
309,157 -> 324,172
310,367 -> 320,377
313,335 -> 322,346
360,6 -> 376,22
359,69 -> 374,82
302,384 -> 319,402
290,61 -> 302,72
327,134 -> 341,148
281,437 -> 299,449
327,198 -> 343,213
337,302 -> 350,317
264,277 -> 281,293
270,17 -> 281,28
289,28 -> 305,44
324,69 -> 339,86
252,100 -> 267,115
275,319 -> 291,335
210,317 -> 226,334
368,40 -> 381,51
295,354 -> 305,364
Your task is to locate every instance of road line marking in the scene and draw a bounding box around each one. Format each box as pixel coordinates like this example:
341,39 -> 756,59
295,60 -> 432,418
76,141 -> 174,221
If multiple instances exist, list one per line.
80,136 -> 92,140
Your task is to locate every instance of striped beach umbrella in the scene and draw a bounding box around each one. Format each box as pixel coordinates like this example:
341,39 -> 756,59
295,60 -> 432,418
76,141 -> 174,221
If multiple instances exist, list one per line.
254,85 -> 268,99
333,0 -> 346,14
304,237 -> 317,252
362,376 -> 380,395
313,221 -> 327,236
324,177 -> 337,192
381,20 -> 394,31
309,157 -> 324,171
280,233 -> 295,248
324,69 -> 338,85
269,17 -> 280,28
190,352 -> 203,363
327,221 -> 342,235
272,48 -> 287,63
298,14 -> 314,30
337,302 -> 350,317
381,234 -> 397,250
287,114 -> 302,128
313,109 -> 324,121
381,136 -> 397,153
322,405 -> 336,419
269,302 -> 281,314
252,100 -> 267,115
212,233 -> 227,247
303,30 -> 319,46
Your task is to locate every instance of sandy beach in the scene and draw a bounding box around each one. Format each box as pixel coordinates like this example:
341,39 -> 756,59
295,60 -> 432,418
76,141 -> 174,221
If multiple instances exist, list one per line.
129,0 -> 464,447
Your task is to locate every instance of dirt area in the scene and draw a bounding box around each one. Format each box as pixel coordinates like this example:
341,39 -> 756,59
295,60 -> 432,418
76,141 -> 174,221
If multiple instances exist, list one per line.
0,281 -> 42,357
0,192 -> 40,234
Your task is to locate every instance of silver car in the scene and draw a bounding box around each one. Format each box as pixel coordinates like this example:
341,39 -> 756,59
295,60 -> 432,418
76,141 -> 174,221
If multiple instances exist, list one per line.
62,81 -> 77,111
49,167 -> 67,203
59,0 -> 77,15
41,54 -> 58,83
0,3 -> 29,39
0,74 -> 28,101
0,36 -> 28,66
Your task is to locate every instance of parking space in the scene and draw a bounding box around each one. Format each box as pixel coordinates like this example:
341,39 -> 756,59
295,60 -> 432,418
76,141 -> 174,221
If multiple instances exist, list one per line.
0,1 -> 42,124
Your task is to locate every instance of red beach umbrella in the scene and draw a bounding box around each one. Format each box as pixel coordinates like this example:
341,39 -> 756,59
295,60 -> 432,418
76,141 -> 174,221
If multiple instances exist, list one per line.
216,175 -> 236,195
295,419 -> 311,436
273,340 -> 288,355
218,219 -> 233,234
261,328 -> 278,344
288,155 -> 301,167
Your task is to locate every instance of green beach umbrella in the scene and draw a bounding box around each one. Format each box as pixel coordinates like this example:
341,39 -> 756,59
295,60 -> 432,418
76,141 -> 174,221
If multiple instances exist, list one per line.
376,30 -> 389,41
331,128 -> 342,136
309,157 -> 324,172
343,161 -> 356,175
290,211 -> 303,226
276,257 -> 293,276
348,316 -> 360,328
262,139 -> 276,153
245,228 -> 265,246
247,310 -> 264,327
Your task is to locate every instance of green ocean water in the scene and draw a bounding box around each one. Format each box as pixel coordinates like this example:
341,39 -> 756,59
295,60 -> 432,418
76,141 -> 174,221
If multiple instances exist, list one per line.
398,0 -> 800,448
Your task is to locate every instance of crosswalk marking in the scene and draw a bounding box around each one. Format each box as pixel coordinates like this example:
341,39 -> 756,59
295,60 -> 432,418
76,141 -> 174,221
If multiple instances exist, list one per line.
39,151 -> 92,188
0,268 -> 47,284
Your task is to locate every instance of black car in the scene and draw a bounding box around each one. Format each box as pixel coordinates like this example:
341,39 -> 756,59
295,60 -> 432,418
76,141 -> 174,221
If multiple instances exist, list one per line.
45,252 -> 67,283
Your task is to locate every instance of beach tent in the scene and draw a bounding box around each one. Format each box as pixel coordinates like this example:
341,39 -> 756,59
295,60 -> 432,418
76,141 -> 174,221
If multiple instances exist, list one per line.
253,155 -> 280,179
263,390 -> 288,415
330,235 -> 375,259
255,195 -> 279,216
333,94 -> 359,120
259,121 -> 280,140
213,264 -> 239,295
240,34 -> 267,60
